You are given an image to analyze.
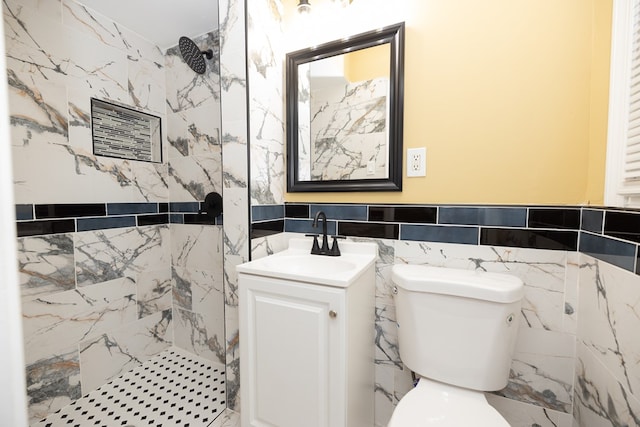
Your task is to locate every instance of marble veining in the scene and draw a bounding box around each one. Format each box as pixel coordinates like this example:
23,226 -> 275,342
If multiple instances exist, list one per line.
75,225 -> 167,287
17,233 -> 75,297
79,308 -> 172,393
25,348 -> 81,425
22,276 -> 137,365
136,268 -> 172,318
309,78 -> 388,180
165,31 -> 221,114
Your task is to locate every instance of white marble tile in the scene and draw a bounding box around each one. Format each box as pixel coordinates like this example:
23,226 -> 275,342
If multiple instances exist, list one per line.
167,103 -> 221,159
22,277 -> 137,364
25,346 -> 81,426
173,307 -> 225,364
17,233 -> 75,298
222,187 -> 250,257
577,254 -> 640,401
210,409 -> 240,427
497,327 -> 575,413
4,1 -> 69,87
61,0 -> 129,52
374,363 -> 396,427
165,31 -> 220,114
75,225 -> 168,287
222,119 -> 249,189
7,76 -> 68,149
171,224 -> 224,270
250,233 -> 289,260
136,268 -> 171,319
127,56 -> 166,115
574,341 -> 640,426
563,251 -> 579,335
487,394 -> 573,427
394,241 -> 567,332
63,25 -> 128,95
247,5 -> 285,205
168,154 -> 222,201
172,266 -> 224,314
78,308 -> 172,394
12,141 -> 168,204
4,0 -> 62,20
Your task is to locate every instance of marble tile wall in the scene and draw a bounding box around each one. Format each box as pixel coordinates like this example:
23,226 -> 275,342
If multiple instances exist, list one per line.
6,1 -> 225,424
309,77 -> 388,180
574,255 -> 640,426
250,231 -> 577,427
19,225 -> 173,424
5,0 -> 169,204
219,0 -> 250,411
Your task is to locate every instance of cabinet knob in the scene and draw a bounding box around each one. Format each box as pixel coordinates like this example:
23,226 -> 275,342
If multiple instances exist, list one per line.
329,310 -> 337,318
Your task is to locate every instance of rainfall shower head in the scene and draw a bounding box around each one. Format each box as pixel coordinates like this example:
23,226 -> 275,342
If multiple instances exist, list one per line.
178,36 -> 213,75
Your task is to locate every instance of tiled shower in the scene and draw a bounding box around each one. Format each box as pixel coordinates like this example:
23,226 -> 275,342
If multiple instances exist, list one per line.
4,0 -> 247,424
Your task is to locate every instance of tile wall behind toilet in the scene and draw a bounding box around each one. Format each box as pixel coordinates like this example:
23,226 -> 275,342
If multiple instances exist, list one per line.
4,0 -> 224,424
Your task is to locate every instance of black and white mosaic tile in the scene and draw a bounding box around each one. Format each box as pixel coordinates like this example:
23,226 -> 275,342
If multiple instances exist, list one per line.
34,347 -> 226,427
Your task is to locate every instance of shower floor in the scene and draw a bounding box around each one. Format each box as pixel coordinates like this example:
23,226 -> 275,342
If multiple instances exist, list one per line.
34,347 -> 232,427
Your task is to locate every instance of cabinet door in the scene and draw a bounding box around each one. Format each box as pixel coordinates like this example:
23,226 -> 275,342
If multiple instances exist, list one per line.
240,274 -> 346,427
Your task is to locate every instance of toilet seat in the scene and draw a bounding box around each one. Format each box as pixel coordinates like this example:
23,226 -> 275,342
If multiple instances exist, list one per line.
387,377 -> 511,427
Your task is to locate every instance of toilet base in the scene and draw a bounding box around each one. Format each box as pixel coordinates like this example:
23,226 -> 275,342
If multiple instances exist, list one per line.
387,377 -> 511,427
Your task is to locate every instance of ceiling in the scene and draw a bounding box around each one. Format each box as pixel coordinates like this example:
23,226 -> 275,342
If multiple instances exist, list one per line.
76,0 -> 218,51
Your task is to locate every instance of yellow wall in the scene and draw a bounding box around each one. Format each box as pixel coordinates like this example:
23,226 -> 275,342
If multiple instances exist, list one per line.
343,44 -> 390,83
285,0 -> 612,205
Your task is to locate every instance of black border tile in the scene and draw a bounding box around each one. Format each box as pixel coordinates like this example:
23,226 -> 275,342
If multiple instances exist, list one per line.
17,219 -> 75,237
338,221 -> 398,239
604,211 -> 640,244
528,208 -> 581,229
137,214 -> 169,226
35,203 -> 106,219
481,228 -> 578,251
368,206 -> 436,223
251,220 -> 284,238
285,204 -> 309,218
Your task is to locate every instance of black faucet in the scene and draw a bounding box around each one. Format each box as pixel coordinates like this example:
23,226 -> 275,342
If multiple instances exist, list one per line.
307,211 -> 344,256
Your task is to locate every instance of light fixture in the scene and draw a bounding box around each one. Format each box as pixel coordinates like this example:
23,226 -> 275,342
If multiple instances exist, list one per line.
297,0 -> 311,14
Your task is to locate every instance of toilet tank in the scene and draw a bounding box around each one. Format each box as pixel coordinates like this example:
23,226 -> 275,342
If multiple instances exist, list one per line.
392,264 -> 524,392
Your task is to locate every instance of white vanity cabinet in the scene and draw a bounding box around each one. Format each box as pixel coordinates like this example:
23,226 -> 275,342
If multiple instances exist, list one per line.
237,239 -> 376,427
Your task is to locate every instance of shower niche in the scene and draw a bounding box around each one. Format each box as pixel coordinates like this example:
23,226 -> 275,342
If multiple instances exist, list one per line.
91,98 -> 163,163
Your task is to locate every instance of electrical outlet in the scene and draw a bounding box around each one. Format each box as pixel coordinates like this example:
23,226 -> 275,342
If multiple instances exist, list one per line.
407,147 -> 426,177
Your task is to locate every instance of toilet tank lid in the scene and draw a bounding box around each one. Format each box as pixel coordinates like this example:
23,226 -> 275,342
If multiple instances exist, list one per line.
392,264 -> 524,303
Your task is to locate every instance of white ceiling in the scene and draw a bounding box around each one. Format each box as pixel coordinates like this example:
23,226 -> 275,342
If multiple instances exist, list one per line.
76,0 -> 218,51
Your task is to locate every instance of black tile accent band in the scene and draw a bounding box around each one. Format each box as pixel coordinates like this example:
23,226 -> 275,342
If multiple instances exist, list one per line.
35,203 -> 106,219
17,219 -> 75,237
251,220 -> 285,239
604,210 -> 640,244
528,208 -> 581,230
480,228 -> 578,251
338,222 -> 399,239
369,206 -> 437,223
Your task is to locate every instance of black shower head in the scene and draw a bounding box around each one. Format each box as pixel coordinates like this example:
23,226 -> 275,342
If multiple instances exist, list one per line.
178,36 -> 213,75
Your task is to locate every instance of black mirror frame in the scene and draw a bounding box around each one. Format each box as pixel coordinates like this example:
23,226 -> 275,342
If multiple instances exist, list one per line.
286,22 -> 405,192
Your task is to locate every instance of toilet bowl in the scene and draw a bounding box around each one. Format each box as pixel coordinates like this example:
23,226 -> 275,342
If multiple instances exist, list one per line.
388,264 -> 524,427
387,378 -> 510,427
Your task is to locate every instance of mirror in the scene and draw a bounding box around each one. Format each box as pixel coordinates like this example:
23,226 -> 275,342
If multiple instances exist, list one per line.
286,22 -> 405,192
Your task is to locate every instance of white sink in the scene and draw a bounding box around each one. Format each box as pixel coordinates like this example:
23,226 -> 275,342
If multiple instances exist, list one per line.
236,238 -> 378,287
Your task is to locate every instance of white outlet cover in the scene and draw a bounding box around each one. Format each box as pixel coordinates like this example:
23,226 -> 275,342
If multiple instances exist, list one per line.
407,147 -> 426,177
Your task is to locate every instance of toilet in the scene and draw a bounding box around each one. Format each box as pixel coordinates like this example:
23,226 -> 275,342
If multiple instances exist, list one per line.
388,264 -> 524,427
